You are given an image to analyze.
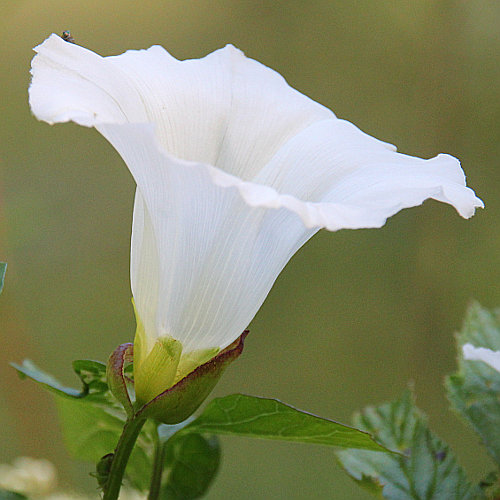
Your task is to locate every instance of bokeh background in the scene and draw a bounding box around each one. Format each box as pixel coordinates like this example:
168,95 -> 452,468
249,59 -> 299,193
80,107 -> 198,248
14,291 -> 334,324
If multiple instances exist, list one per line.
1,1 -> 499,498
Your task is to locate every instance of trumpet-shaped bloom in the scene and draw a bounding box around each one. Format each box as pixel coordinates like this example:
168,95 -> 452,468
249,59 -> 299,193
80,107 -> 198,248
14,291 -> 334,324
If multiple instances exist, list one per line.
463,344 -> 500,373
30,35 -> 482,402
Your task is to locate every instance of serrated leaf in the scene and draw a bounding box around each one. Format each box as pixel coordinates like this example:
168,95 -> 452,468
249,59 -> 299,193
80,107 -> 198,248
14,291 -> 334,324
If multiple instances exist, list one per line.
446,303 -> 500,466
161,433 -> 220,499
337,390 -> 483,499
184,394 -> 386,451
0,262 -> 6,295
56,397 -> 154,491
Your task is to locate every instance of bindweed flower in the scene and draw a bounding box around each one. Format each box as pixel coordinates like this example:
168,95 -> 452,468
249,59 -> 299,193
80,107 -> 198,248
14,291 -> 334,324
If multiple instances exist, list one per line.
463,343 -> 500,373
29,35 -> 482,416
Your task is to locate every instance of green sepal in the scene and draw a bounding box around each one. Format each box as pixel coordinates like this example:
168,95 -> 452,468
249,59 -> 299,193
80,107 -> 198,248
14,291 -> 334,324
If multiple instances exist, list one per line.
446,302 -> 500,466
0,262 -> 6,295
106,343 -> 134,416
134,335 -> 183,406
138,331 -> 248,424
336,389 -> 484,499
183,393 -> 388,451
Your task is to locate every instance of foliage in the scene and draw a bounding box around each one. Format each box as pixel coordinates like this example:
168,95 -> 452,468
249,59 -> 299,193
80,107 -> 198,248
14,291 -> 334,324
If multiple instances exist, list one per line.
184,394 -> 385,450
446,303 -> 500,466
338,303 -> 500,499
0,491 -> 26,500
337,390 -> 484,499
12,357 -> 387,497
15,303 -> 500,498
161,433 -> 220,499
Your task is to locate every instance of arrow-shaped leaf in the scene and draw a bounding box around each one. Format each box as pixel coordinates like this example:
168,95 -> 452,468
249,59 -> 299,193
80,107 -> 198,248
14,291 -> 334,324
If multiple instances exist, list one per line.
184,394 -> 387,451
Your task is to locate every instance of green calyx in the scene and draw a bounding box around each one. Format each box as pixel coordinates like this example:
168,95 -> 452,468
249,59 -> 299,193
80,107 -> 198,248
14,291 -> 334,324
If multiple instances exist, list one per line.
130,306 -> 248,423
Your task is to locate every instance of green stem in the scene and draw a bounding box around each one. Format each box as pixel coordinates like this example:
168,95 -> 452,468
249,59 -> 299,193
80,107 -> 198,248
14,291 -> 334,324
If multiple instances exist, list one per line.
147,435 -> 167,500
102,416 -> 146,500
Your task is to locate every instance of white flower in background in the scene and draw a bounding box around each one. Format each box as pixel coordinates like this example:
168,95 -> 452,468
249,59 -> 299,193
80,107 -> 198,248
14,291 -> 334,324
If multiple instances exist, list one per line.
0,457 -> 57,496
29,35 -> 483,403
463,343 -> 500,373
0,455 -> 144,500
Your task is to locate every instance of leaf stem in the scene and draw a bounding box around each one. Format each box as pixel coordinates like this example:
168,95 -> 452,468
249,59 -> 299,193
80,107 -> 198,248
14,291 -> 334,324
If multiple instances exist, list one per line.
147,434 -> 167,500
102,416 -> 147,500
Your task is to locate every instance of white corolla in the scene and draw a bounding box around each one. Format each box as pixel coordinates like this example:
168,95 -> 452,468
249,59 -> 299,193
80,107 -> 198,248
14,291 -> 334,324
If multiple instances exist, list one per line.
463,344 -> 500,373
29,34 -> 483,403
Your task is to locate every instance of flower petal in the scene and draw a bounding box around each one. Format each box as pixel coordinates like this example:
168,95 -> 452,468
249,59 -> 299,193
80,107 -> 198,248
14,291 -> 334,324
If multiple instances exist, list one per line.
97,122 -> 316,351
130,191 -> 160,352
29,36 -> 483,356
463,343 -> 500,373
254,118 -> 483,220
97,120 -> 483,351
30,34 -> 333,180
29,34 -> 148,126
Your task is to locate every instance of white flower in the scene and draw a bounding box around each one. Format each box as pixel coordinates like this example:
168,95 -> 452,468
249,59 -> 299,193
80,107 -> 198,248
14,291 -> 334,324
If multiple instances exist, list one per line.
29,35 -> 482,400
0,457 -> 57,496
463,343 -> 500,373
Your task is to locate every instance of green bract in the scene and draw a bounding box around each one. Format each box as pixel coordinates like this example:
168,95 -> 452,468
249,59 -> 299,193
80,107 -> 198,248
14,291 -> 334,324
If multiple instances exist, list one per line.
136,332 -> 247,424
105,331 -> 248,424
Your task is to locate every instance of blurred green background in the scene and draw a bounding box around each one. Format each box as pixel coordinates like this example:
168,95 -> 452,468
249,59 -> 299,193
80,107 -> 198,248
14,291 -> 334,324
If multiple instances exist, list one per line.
1,1 -> 499,498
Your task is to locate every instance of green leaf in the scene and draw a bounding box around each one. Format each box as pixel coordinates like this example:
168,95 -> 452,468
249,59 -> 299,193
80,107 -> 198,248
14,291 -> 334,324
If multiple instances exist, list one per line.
184,394 -> 387,451
12,359 -> 121,407
0,490 -> 26,500
11,359 -> 84,398
446,303 -> 500,466
0,262 -> 6,295
12,359 -> 154,491
336,390 -> 484,499
56,397 -> 154,491
161,433 -> 220,499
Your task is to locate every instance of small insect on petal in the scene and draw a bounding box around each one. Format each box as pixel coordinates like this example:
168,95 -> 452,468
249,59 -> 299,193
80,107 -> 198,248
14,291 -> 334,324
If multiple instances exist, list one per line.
61,30 -> 75,44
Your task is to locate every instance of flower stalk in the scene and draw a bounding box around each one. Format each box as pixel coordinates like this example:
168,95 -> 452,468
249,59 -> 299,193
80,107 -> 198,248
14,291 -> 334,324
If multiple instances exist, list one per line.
147,435 -> 167,500
102,416 -> 147,500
